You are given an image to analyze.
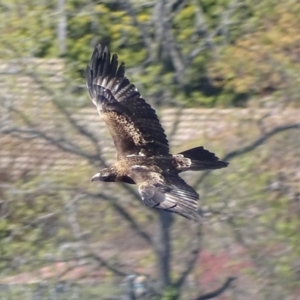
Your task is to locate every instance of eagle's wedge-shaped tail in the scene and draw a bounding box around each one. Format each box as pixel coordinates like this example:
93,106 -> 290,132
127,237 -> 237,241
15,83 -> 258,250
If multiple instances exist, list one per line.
175,146 -> 229,171
130,166 -> 200,221
85,44 -> 170,157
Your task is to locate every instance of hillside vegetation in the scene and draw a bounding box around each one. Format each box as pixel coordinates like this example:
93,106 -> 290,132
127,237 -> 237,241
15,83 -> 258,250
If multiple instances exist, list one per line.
0,1 -> 300,299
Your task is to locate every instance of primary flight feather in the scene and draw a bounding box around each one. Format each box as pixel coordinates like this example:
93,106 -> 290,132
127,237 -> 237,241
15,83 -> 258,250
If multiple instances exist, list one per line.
86,44 -> 228,221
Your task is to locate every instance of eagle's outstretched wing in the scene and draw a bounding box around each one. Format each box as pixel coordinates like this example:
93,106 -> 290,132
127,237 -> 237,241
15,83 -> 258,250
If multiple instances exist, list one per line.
130,166 -> 200,221
86,44 -> 169,158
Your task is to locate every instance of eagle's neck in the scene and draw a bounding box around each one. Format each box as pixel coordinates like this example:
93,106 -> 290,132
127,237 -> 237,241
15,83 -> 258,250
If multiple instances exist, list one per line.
111,162 -> 135,184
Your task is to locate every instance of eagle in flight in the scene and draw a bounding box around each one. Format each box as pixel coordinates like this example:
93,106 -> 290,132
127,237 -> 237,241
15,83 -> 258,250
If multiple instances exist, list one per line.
86,44 -> 228,221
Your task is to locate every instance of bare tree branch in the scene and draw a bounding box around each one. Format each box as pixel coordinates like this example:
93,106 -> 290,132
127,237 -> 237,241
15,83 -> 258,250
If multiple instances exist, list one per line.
195,277 -> 236,300
57,0 -> 67,55
1,125 -> 99,164
163,2 -> 185,76
51,99 -> 107,167
152,0 -> 165,58
223,123 -> 300,162
82,190 -> 153,246
1,103 -> 101,165
88,253 -> 129,277
174,224 -> 202,290
194,122 -> 300,188
27,70 -> 106,166
153,211 -> 173,289
122,0 -> 154,62
192,0 -> 216,50
187,0 -> 243,65
64,194 -> 131,277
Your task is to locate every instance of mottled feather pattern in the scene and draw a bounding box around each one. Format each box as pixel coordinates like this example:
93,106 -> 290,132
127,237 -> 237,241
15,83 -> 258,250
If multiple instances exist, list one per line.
86,44 -> 169,156
102,111 -> 148,153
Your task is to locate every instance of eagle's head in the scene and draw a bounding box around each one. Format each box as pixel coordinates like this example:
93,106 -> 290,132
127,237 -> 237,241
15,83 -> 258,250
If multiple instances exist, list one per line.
91,168 -> 116,182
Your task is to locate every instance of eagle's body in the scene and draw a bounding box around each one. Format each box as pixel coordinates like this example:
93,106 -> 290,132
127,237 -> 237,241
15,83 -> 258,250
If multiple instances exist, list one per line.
86,44 -> 228,221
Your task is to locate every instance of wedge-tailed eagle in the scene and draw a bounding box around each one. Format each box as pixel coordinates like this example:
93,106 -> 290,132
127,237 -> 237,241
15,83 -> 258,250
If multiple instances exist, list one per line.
85,44 -> 228,221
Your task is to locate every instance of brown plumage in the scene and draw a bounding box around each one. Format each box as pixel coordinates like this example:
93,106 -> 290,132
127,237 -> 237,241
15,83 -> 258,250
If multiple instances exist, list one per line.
86,44 -> 228,221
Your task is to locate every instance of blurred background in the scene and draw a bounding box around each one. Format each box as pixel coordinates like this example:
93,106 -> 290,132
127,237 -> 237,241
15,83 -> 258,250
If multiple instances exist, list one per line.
0,0 -> 300,299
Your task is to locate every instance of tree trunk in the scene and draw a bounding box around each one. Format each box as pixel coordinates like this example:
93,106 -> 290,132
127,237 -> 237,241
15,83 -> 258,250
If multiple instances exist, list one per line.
154,211 -> 174,290
57,0 -> 67,55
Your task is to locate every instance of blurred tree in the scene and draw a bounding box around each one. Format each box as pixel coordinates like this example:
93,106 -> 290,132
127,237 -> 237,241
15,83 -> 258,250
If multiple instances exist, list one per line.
0,0 -> 57,58
208,0 -> 300,107
1,0 -> 300,299
0,0 -> 261,107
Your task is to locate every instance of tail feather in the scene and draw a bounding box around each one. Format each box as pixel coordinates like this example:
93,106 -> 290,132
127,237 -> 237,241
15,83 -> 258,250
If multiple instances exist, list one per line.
186,160 -> 228,170
176,146 -> 229,171
179,146 -> 218,161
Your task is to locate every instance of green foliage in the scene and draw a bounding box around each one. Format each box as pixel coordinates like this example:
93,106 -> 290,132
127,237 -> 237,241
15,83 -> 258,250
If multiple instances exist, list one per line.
0,179 -> 68,270
2,0 -> 299,107
161,286 -> 179,300
208,0 -> 300,107
0,0 -> 274,107
0,0 -> 57,58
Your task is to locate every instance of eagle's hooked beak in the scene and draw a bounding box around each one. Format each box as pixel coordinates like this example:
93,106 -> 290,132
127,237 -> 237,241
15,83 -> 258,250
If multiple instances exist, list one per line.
91,173 -> 100,182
